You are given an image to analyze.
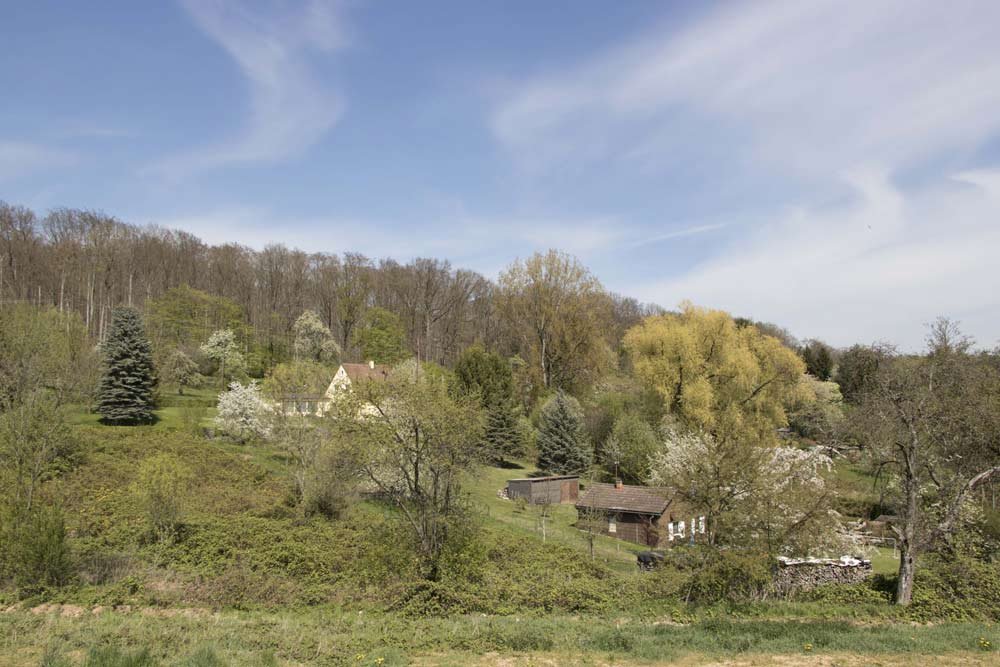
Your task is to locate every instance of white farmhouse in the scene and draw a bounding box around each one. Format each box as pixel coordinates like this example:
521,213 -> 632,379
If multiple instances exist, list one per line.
277,360 -> 389,416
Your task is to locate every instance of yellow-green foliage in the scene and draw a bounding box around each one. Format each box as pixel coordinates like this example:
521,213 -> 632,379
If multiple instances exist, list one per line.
624,302 -> 807,445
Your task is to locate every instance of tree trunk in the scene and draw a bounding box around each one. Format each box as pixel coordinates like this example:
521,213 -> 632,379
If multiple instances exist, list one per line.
895,541 -> 915,605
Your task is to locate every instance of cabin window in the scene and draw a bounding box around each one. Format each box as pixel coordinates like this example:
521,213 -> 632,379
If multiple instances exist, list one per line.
667,521 -> 675,541
677,520 -> 686,538
698,516 -> 706,534
608,517 -> 617,533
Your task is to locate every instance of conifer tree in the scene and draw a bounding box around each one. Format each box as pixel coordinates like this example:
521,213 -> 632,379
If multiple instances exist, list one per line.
97,307 -> 156,424
455,346 -> 525,461
536,391 -> 591,474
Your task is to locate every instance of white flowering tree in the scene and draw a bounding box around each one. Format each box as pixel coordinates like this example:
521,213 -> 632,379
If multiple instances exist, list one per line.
292,310 -> 341,363
649,420 -> 839,554
200,329 -> 246,388
214,381 -> 270,443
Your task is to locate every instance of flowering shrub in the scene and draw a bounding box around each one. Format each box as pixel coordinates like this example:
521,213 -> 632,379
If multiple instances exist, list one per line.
650,421 -> 840,554
213,381 -> 270,442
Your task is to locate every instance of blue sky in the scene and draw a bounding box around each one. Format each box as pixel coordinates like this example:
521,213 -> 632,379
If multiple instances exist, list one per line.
3,0 -> 1000,349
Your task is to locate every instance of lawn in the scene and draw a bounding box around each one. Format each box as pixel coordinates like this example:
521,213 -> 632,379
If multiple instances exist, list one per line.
66,386 -> 218,429
2,607 -> 997,666
464,460 -> 645,573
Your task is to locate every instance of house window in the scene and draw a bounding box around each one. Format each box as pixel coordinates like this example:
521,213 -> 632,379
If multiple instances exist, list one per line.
698,516 -> 706,534
667,521 -> 675,541
677,520 -> 686,538
608,517 -> 617,533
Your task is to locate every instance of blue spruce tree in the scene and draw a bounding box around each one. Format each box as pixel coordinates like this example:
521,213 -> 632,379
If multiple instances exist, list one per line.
97,307 -> 157,424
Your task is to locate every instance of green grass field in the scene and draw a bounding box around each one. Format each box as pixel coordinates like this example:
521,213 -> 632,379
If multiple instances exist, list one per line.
3,607 -> 997,666
66,386 -> 218,430
464,461 -> 648,573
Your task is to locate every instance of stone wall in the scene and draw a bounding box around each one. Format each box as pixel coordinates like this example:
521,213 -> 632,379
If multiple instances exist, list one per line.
773,556 -> 872,594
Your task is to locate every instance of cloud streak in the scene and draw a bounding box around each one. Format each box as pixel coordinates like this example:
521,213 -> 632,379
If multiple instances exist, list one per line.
151,0 -> 348,177
492,0 -> 1000,176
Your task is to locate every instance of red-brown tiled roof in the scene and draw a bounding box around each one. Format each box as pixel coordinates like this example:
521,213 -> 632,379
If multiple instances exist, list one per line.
342,362 -> 390,383
575,483 -> 673,515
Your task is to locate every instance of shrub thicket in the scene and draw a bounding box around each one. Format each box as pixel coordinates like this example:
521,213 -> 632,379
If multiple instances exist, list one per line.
0,503 -> 74,594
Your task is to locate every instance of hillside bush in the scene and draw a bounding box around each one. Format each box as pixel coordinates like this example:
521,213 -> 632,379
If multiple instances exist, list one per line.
906,554 -> 1000,621
0,503 -> 74,594
662,547 -> 773,603
391,525 -> 635,616
132,453 -> 192,544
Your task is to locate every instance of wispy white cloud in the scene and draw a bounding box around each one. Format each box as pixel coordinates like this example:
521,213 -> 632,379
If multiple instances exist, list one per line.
59,125 -> 134,140
492,0 -> 1000,176
0,141 -> 78,181
150,0 -> 348,177
631,223 -> 726,247
633,169 -> 1000,350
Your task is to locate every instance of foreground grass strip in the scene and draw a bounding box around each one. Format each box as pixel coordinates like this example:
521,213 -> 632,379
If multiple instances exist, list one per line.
2,609 -> 997,666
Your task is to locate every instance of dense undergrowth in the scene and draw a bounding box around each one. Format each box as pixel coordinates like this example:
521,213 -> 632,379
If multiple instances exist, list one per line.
3,423 -> 999,629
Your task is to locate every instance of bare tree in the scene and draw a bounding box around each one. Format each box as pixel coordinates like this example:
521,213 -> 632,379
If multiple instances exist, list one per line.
851,323 -> 1000,604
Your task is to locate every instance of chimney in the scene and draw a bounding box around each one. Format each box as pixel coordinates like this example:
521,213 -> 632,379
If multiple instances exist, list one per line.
614,479 -> 623,490
368,360 -> 375,369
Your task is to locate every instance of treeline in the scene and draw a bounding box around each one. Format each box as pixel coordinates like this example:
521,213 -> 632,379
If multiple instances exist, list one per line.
0,201 -> 656,375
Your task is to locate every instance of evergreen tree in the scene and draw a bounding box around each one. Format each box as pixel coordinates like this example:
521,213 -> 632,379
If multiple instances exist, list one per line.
536,391 -> 591,474
97,307 -> 157,424
836,344 -> 882,404
800,339 -> 835,380
455,346 -> 525,460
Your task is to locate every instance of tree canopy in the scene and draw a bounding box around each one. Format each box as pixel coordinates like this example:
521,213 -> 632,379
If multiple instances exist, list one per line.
292,310 -> 341,363
625,303 -> 807,449
498,250 -> 613,393
352,307 -> 409,365
328,364 -> 485,580
454,346 -> 524,460
800,339 -> 835,381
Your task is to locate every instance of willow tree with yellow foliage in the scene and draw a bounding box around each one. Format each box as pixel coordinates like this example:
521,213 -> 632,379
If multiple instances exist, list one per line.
625,303 -> 806,448
626,304 -> 834,550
